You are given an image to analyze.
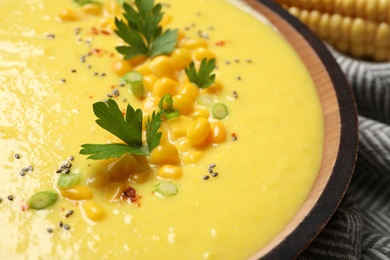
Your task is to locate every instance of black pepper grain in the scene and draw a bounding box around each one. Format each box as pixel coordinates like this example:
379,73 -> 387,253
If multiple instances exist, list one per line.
47,228 -> 53,233
14,154 -> 20,159
208,168 -> 213,173
212,172 -> 219,177
64,224 -> 70,230
20,171 -> 25,176
59,221 -> 63,228
65,210 -> 74,218
70,69 -> 77,73
233,91 -> 238,99
28,165 -> 33,171
0,197 -> 3,203
69,156 -> 74,161
209,163 -> 216,168
7,195 -> 13,201
60,78 -> 66,83
203,175 -> 209,180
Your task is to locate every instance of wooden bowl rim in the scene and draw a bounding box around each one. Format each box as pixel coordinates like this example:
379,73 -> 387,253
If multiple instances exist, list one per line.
241,0 -> 359,259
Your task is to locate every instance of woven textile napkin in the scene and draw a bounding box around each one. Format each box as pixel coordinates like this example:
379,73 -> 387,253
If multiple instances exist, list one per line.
298,49 -> 390,259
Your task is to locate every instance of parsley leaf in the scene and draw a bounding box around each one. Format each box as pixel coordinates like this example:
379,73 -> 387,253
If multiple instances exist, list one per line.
114,0 -> 178,59
80,99 -> 162,160
185,58 -> 216,89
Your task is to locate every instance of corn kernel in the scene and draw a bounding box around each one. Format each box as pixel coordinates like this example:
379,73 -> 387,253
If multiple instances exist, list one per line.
183,151 -> 204,164
143,96 -> 159,111
60,185 -> 93,201
104,1 -> 121,15
175,137 -> 192,153
104,182 -> 126,202
87,173 -> 109,188
202,80 -> 223,94
57,9 -> 79,21
142,74 -> 157,92
179,82 -> 200,101
350,18 -> 365,44
81,3 -> 102,16
156,165 -> 183,179
130,55 -> 148,67
207,121 -> 227,144
152,77 -> 178,97
168,115 -> 192,141
106,154 -> 138,180
82,200 -> 106,221
112,59 -> 133,76
135,63 -> 153,76
129,172 -> 150,183
149,56 -> 175,78
99,16 -> 115,30
375,23 -> 390,47
172,94 -> 194,116
179,38 -> 208,49
192,48 -> 216,62
170,48 -> 192,70
149,142 -> 180,165
160,13 -> 172,27
187,117 -> 211,147
191,109 -> 210,120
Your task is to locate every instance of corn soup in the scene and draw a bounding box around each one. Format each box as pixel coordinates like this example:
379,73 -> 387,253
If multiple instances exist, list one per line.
0,0 -> 323,259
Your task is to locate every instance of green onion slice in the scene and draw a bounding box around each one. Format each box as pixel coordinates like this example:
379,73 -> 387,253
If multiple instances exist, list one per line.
154,181 -> 178,197
57,174 -> 81,189
122,71 -> 145,99
159,94 -> 179,119
212,103 -> 228,119
28,191 -> 59,210
196,94 -> 215,107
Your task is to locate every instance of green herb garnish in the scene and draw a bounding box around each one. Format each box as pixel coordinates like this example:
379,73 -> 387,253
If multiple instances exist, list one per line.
154,181 -> 178,197
185,58 -> 216,89
158,94 -> 180,119
28,191 -> 59,210
212,103 -> 228,119
114,0 -> 178,60
80,99 -> 162,160
122,71 -> 146,99
57,173 -> 81,189
73,0 -> 100,6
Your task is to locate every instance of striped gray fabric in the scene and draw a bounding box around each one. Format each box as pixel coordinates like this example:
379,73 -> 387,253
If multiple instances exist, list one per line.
299,50 -> 390,259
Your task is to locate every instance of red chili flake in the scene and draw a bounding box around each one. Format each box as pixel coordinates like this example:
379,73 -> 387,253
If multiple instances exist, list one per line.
21,204 -> 29,211
121,186 -> 139,203
91,27 -> 99,35
232,133 -> 238,141
101,30 -> 110,35
215,40 -> 226,46
89,96 -> 93,99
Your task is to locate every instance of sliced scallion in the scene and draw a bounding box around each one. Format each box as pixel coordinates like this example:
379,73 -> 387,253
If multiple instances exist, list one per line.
159,94 -> 179,119
57,174 -> 80,189
154,181 -> 178,197
28,191 -> 59,210
212,103 -> 228,119
196,94 -> 215,107
122,71 -> 145,99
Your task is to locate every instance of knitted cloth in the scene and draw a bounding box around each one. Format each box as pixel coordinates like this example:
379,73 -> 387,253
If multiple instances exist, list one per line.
299,50 -> 390,259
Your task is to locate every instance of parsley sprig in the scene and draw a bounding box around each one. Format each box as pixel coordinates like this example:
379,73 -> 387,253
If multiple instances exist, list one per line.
185,58 -> 216,89
80,99 -> 162,160
114,0 -> 178,59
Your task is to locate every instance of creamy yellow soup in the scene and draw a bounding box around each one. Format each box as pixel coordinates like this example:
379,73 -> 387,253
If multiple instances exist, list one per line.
0,0 -> 323,259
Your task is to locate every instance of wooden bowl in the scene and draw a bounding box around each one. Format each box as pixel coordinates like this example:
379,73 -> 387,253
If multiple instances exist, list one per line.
242,1 -> 359,259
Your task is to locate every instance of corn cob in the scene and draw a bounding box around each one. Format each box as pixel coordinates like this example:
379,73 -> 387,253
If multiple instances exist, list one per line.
274,0 -> 390,62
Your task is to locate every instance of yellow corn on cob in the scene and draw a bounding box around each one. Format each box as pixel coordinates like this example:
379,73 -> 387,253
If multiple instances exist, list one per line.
274,0 -> 390,62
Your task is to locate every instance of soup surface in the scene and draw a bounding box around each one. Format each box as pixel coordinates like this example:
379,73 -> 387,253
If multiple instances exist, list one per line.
0,0 -> 324,259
